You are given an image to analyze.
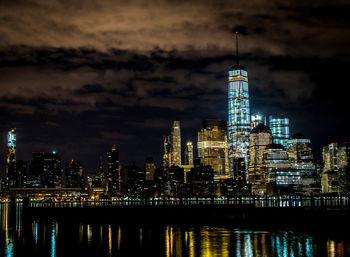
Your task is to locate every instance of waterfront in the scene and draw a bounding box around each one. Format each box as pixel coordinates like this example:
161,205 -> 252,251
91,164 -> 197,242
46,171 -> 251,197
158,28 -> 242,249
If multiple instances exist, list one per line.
1,203 -> 349,257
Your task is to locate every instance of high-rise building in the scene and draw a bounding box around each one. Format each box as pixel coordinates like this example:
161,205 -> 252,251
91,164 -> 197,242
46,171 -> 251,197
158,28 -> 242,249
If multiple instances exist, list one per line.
107,145 -> 120,195
43,151 -> 62,188
227,34 -> 251,174
171,121 -> 181,166
269,115 -> 290,148
145,157 -> 156,181
322,143 -> 338,172
265,144 -> 301,195
65,159 -> 84,189
6,128 -> 17,187
287,133 -> 318,194
248,124 -> 273,192
337,142 -> 350,194
163,135 -> 172,169
184,142 -> 194,165
163,121 -> 182,170
198,120 -> 229,178
28,151 -> 62,188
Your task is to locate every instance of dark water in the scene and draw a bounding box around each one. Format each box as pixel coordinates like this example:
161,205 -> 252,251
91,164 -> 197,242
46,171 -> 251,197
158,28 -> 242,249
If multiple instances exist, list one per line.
1,204 -> 349,257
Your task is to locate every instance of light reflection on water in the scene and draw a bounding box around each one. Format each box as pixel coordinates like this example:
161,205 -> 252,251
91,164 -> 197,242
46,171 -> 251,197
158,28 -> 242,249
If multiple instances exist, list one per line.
0,203 -> 348,257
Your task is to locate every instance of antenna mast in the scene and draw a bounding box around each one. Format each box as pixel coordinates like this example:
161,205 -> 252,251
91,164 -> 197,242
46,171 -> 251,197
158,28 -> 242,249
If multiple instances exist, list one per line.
235,31 -> 239,66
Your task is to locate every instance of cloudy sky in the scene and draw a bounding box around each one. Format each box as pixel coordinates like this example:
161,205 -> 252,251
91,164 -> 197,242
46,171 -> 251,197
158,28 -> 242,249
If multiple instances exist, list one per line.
1,0 -> 350,173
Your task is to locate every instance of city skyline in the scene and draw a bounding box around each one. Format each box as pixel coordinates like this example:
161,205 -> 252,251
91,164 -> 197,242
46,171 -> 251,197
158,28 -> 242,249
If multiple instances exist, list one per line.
1,0 -> 350,173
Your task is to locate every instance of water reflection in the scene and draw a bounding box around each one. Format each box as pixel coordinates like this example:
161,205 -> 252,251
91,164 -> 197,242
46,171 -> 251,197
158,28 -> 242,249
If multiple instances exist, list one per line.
0,203 -> 349,256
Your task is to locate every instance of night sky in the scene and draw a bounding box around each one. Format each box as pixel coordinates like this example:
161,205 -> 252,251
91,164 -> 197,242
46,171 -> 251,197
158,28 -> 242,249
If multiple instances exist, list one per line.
1,0 -> 350,174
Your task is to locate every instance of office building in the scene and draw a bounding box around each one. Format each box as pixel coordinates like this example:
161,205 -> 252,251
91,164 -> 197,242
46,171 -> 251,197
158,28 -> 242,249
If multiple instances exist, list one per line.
269,115 -> 290,148
65,159 -> 84,189
322,143 -> 338,172
248,124 -> 273,193
265,144 -> 301,195
184,142 -> 194,165
227,34 -> 251,174
6,128 -> 17,187
287,134 -> 318,194
171,121 -> 181,166
197,120 -> 229,178
163,121 -> 182,169
28,151 -> 62,188
107,145 -> 121,195
145,157 -> 156,181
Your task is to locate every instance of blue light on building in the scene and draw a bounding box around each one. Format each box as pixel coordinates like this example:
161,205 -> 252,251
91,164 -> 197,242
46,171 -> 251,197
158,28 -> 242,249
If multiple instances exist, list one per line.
228,66 -> 251,173
269,116 -> 290,148
7,129 -> 16,147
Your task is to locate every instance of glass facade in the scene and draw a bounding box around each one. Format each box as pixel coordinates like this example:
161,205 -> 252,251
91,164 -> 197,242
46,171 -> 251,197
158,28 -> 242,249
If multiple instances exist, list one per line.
6,128 -> 16,176
197,120 -> 229,177
269,116 -> 290,147
228,67 -> 251,175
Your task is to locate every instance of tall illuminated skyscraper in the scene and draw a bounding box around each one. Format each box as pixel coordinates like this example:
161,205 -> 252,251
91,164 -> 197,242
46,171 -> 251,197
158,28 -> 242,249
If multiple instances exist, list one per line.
170,121 -> 181,166
6,128 -> 17,187
269,115 -> 290,148
228,33 -> 251,174
184,142 -> 194,165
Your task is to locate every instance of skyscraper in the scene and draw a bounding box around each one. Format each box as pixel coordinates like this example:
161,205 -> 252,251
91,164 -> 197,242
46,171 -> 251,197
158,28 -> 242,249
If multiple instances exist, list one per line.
287,134 -> 317,194
29,151 -> 63,188
65,159 -> 84,189
171,121 -> 181,166
248,123 -> 273,192
6,128 -> 16,187
184,142 -> 194,165
227,33 -> 251,174
269,115 -> 290,148
163,135 -> 172,169
197,120 -> 229,178
107,145 -> 120,195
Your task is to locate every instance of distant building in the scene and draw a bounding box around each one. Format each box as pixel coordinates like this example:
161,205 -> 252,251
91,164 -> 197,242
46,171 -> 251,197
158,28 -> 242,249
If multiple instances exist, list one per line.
287,134 -> 318,194
163,121 -> 182,170
197,120 -> 229,179
65,159 -> 84,189
186,158 -> 214,197
171,121 -> 181,166
28,151 -> 62,188
144,157 -> 156,181
337,142 -> 350,194
265,144 -> 301,195
321,142 -> 350,194
107,145 -> 120,196
248,123 -> 273,193
184,142 -> 194,165
269,115 -> 290,148
6,128 -> 17,187
322,143 -> 338,172
163,135 -> 172,170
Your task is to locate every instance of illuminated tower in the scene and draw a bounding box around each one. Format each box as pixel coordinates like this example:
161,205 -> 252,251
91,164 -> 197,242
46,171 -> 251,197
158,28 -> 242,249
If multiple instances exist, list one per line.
170,121 -> 181,166
269,115 -> 290,148
184,142 -> 194,165
6,128 -> 17,187
228,32 -> 251,174
198,120 -> 229,178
